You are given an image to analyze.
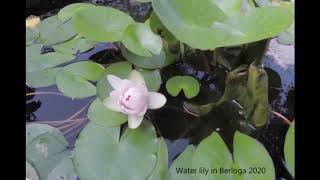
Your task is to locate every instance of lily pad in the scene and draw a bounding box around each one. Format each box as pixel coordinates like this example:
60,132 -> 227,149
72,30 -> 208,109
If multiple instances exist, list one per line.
146,138 -> 168,180
26,28 -> 39,46
233,131 -> 275,180
137,68 -> 162,92
63,61 -> 105,81
73,121 -> 158,180
26,124 -> 76,180
26,161 -> 39,180
53,35 -> 96,55
37,15 -> 77,45
73,6 -> 134,42
167,145 -> 195,180
120,42 -> 177,69
149,12 -> 176,43
152,0 -> 293,49
96,61 -> 133,101
166,76 -> 200,98
57,3 -> 96,22
284,121 -> 294,177
56,70 -> 96,99
277,21 -> 294,45
87,98 -> 127,127
26,68 -> 60,88
122,22 -> 162,57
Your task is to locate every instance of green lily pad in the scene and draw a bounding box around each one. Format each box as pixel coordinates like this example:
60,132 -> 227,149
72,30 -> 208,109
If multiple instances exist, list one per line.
26,44 -> 43,60
63,61 -> 105,81
122,22 -> 162,57
57,3 -> 96,22
146,138 -> 168,180
53,35 -> 96,55
26,28 -> 39,46
37,15 -> 77,46
56,70 -> 96,99
26,161 -> 39,180
284,121 -> 294,177
26,124 -> 76,180
152,0 -> 293,49
73,121 -> 158,180
166,76 -> 200,99
26,68 -> 60,88
149,12 -> 176,43
73,6 -> 134,42
233,131 -> 275,180
137,0 -> 152,2
192,132 -> 233,180
87,98 -> 127,127
254,0 -> 272,7
137,68 -> 161,92
96,61 -> 133,101
277,21 -> 294,45
120,42 -> 177,69
167,145 -> 195,180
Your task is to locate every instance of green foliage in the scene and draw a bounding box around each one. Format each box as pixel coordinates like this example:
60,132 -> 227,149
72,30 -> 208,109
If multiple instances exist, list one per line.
166,76 -> 200,98
284,121 -> 295,177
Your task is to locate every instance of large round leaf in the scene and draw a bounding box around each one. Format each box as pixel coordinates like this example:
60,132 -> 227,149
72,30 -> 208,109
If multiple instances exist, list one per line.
284,121 -> 294,177
63,61 -> 105,81
73,6 -> 134,42
26,52 -> 75,73
96,61 -> 132,101
38,15 -> 77,45
26,124 -> 76,180
56,70 -> 96,99
166,76 -> 200,98
87,98 -> 127,127
26,68 -> 60,88
233,131 -> 275,180
122,22 -> 162,57
137,68 -> 161,92
26,28 -> 39,46
73,121 -> 158,180
26,161 -> 39,180
120,43 -> 177,69
57,3 -> 96,22
146,138 -> 168,180
152,0 -> 293,49
53,35 -> 96,55
167,145 -> 195,180
149,12 -> 176,43
192,132 -> 233,180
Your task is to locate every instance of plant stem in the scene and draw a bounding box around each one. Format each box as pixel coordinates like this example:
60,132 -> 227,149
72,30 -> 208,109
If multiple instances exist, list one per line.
271,110 -> 292,125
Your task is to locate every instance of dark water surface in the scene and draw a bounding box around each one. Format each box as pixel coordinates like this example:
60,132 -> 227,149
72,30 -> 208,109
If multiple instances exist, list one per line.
26,1 -> 294,179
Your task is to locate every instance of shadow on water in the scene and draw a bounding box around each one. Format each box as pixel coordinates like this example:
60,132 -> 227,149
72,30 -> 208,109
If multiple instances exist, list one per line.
26,1 -> 294,179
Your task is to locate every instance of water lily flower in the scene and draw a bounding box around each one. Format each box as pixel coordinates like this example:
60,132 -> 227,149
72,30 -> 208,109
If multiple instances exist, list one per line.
103,70 -> 167,129
26,15 -> 40,29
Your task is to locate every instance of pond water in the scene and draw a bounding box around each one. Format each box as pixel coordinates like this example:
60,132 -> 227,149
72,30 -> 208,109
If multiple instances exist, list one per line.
26,1 -> 294,179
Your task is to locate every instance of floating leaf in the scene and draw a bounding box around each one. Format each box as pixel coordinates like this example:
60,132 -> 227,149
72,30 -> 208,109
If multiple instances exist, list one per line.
26,52 -> 75,72
146,138 -> 168,180
233,131 -> 275,180
96,61 -> 132,101
26,68 -> 60,88
152,0 -> 293,49
284,121 -> 294,177
73,121 -> 158,180
53,35 -> 96,55
167,145 -> 195,180
26,44 -> 43,60
26,124 -> 76,180
122,22 -> 162,57
73,6 -> 134,42
137,0 -> 152,2
38,15 -> 77,45
63,61 -> 105,81
56,70 -> 96,99
26,28 -> 39,45
121,42 -> 177,69
26,161 -> 39,180
87,98 -> 127,127
277,21 -> 294,45
192,132 -> 233,180
57,3 -> 95,22
137,68 -> 161,92
166,76 -> 200,99
149,12 -> 176,43
254,0 -> 272,7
